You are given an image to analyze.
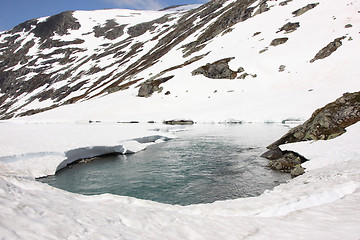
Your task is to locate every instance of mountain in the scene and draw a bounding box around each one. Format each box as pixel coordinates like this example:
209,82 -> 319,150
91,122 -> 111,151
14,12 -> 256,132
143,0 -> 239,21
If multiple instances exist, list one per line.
0,0 -> 359,122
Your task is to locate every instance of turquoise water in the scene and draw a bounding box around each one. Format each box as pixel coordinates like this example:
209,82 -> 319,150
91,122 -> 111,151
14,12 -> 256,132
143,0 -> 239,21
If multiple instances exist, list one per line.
38,124 -> 291,205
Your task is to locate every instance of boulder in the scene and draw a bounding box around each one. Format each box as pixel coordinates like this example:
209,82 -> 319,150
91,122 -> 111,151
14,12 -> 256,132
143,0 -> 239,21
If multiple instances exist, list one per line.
292,3 -> 319,17
192,58 -> 238,79
277,22 -> 300,33
163,120 -> 194,125
291,165 -> 305,178
310,36 -> 346,63
138,76 -> 174,97
270,37 -> 288,46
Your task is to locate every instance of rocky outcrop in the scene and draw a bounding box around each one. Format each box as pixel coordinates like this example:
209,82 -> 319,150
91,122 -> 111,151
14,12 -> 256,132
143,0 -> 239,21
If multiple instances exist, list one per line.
277,22 -> 300,33
263,91 -> 360,177
279,65 -> 286,72
39,38 -> 85,49
182,0 -> 260,57
269,91 -> 360,148
292,3 -> 319,17
310,36 -> 346,63
138,76 -> 174,97
127,16 -> 170,37
93,19 -> 127,40
32,11 -> 81,39
279,0 -> 292,6
163,120 -> 194,125
192,58 -> 238,79
266,151 -> 303,173
270,37 -> 288,46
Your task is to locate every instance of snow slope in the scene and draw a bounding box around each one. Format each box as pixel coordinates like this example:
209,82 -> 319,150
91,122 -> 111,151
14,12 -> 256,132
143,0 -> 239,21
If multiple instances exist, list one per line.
1,0 -> 359,123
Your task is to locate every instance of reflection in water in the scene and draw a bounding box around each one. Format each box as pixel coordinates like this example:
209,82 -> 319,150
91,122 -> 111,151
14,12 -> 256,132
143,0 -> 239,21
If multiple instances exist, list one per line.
39,124 -> 291,205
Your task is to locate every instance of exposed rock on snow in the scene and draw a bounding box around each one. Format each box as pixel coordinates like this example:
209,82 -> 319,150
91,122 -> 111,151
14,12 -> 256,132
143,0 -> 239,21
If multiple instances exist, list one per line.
93,19 -> 127,40
310,36 -> 346,63
163,119 -> 194,125
263,91 -> 360,176
266,151 -> 306,175
270,37 -> 288,46
268,91 -> 360,149
32,11 -> 81,39
279,0 -> 293,6
292,3 -> 319,17
192,58 -> 238,79
278,65 -> 286,72
276,22 -> 300,34
138,76 -> 174,97
127,15 -> 170,37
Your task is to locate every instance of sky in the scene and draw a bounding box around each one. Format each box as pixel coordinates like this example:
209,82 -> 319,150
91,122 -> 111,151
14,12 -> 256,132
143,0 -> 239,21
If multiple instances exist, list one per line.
0,0 -> 209,32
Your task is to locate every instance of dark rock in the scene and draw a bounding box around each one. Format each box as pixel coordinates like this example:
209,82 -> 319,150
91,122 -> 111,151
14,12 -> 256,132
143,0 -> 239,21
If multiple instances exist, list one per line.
253,0 -> 270,17
39,38 -> 85,49
261,147 -> 284,160
192,58 -> 237,79
270,37 -> 288,46
237,73 -> 249,79
279,0 -> 293,6
32,11 -> 81,39
279,65 -> 286,72
237,67 -> 245,73
165,91 -> 171,95
291,165 -> 305,178
128,15 -> 170,37
10,19 -> 38,34
182,0 -> 257,57
267,91 -> 360,149
163,120 -> 194,125
310,36 -> 346,63
345,24 -> 353,28
292,3 -> 319,17
263,91 -> 360,176
267,152 -> 304,172
259,47 -> 268,54
138,76 -> 174,97
93,19 -> 127,40
276,22 -> 300,33
252,31 -> 261,37
221,28 -> 234,35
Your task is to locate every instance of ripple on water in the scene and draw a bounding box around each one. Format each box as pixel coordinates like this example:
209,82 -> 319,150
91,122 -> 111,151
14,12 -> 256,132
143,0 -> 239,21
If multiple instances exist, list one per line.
38,124 -> 291,205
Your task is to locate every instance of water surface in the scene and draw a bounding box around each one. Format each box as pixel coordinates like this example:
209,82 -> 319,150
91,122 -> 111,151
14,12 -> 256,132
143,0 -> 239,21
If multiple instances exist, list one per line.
39,124 -> 290,205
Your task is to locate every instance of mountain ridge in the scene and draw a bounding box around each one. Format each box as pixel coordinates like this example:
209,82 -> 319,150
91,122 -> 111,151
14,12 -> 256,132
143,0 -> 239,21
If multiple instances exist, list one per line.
0,0 -> 359,122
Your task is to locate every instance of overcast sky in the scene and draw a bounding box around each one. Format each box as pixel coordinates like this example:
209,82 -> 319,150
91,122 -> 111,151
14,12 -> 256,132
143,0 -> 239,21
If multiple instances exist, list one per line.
0,0 -> 209,32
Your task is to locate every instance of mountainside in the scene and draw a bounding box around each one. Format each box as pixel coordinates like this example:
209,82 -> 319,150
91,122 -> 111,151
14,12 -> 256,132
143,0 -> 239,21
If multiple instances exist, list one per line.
0,0 -> 359,122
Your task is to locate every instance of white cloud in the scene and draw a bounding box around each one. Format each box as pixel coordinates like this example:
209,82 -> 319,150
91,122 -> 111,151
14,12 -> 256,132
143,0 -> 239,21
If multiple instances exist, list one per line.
103,0 -> 164,10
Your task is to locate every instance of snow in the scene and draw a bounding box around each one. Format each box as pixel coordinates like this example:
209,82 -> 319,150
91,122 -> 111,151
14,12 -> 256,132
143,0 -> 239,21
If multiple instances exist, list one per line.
0,122 -> 360,239
0,122 -> 175,178
281,123 -> 360,171
1,0 -> 360,238
4,0 -> 357,124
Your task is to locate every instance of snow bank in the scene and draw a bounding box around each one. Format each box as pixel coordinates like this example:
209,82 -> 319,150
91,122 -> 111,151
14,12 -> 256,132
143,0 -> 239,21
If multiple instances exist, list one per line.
0,122 -> 174,178
281,122 -> 360,171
